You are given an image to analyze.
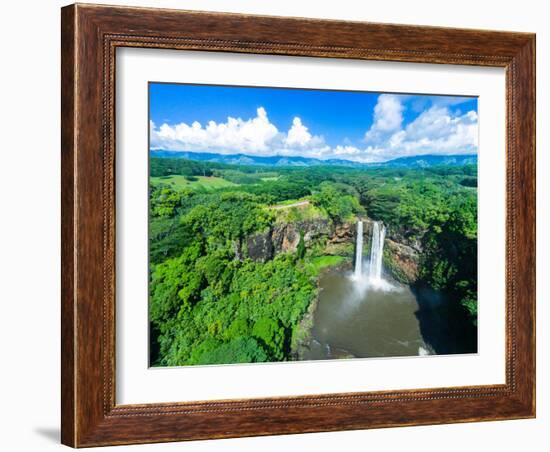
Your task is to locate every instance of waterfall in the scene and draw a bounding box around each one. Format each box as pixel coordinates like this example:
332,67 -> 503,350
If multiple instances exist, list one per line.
354,220 -> 364,279
352,219 -> 389,290
368,221 -> 386,284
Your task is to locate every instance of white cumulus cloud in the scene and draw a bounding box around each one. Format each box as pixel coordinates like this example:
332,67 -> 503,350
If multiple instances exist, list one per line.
361,95 -> 478,162
150,107 -> 279,155
364,94 -> 404,143
150,107 -> 329,158
285,117 -> 312,146
150,97 -> 478,163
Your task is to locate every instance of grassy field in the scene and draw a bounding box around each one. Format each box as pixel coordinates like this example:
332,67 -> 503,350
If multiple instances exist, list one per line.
305,255 -> 346,276
260,176 -> 280,182
271,200 -> 328,224
151,175 -> 237,190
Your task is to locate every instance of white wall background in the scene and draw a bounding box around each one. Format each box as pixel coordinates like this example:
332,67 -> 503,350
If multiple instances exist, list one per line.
0,1 -> 546,451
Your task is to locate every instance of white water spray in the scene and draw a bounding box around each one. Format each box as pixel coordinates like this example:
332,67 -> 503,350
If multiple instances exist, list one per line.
352,219 -> 393,291
368,221 -> 386,285
354,220 -> 364,280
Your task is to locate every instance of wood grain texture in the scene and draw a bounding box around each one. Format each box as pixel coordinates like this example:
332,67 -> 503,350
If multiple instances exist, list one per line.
60,5 -> 76,447
60,3 -> 536,447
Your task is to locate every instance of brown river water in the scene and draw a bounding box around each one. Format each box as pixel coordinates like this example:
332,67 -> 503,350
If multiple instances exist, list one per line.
302,270 -> 433,360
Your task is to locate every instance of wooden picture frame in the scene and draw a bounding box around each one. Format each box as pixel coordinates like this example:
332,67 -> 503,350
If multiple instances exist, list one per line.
61,3 -> 536,447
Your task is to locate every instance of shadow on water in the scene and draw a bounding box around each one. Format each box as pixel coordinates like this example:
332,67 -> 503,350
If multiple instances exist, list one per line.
301,267 -> 477,361
412,284 -> 477,355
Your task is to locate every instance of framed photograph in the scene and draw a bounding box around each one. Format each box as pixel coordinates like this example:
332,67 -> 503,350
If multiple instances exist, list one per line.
61,3 -> 536,447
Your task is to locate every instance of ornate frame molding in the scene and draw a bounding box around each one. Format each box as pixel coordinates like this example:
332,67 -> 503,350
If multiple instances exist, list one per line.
62,4 -> 535,447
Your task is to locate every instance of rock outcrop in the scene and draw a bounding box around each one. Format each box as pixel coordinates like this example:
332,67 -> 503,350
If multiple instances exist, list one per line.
328,222 -> 355,244
383,238 -> 420,284
246,218 -> 331,262
385,227 -> 423,253
245,232 -> 274,263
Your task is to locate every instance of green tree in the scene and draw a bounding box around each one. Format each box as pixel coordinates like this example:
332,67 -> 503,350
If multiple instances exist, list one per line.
420,195 -> 478,323
252,317 -> 286,360
312,183 -> 363,222
190,337 -> 269,365
150,185 -> 182,217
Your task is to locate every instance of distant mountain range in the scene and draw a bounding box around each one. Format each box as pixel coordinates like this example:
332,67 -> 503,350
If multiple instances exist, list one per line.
150,150 -> 477,168
373,154 -> 478,168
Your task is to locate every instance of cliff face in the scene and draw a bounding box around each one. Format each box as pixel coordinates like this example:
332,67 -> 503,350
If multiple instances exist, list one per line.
246,218 -> 331,262
329,222 -> 355,244
385,227 -> 423,253
384,238 -> 420,284
273,219 -> 332,253
245,232 -> 274,262
245,216 -> 420,285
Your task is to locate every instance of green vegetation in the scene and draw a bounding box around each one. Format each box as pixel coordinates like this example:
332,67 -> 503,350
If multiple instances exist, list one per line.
150,175 -> 237,190
312,182 -> 365,222
271,202 -> 327,224
305,255 -> 346,276
149,157 -> 478,365
419,195 -> 478,324
151,252 -> 316,366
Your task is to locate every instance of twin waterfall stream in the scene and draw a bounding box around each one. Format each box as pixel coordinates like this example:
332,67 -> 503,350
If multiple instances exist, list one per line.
353,220 -> 387,289
302,218 -> 432,361
353,220 -> 364,279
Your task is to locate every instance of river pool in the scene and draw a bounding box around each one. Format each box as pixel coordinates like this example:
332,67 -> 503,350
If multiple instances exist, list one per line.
301,270 -> 433,360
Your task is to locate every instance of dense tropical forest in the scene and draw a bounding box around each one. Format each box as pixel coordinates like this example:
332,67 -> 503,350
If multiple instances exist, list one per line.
148,155 -> 477,366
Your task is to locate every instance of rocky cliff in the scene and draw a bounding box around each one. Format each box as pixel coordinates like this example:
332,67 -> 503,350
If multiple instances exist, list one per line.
245,216 -> 420,285
245,218 -> 332,262
383,238 -> 420,284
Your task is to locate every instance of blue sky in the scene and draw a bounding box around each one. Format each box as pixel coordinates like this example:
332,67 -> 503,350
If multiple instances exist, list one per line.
149,83 -> 478,163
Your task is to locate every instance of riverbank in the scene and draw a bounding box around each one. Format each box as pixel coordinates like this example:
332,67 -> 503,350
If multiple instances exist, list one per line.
291,258 -> 352,360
